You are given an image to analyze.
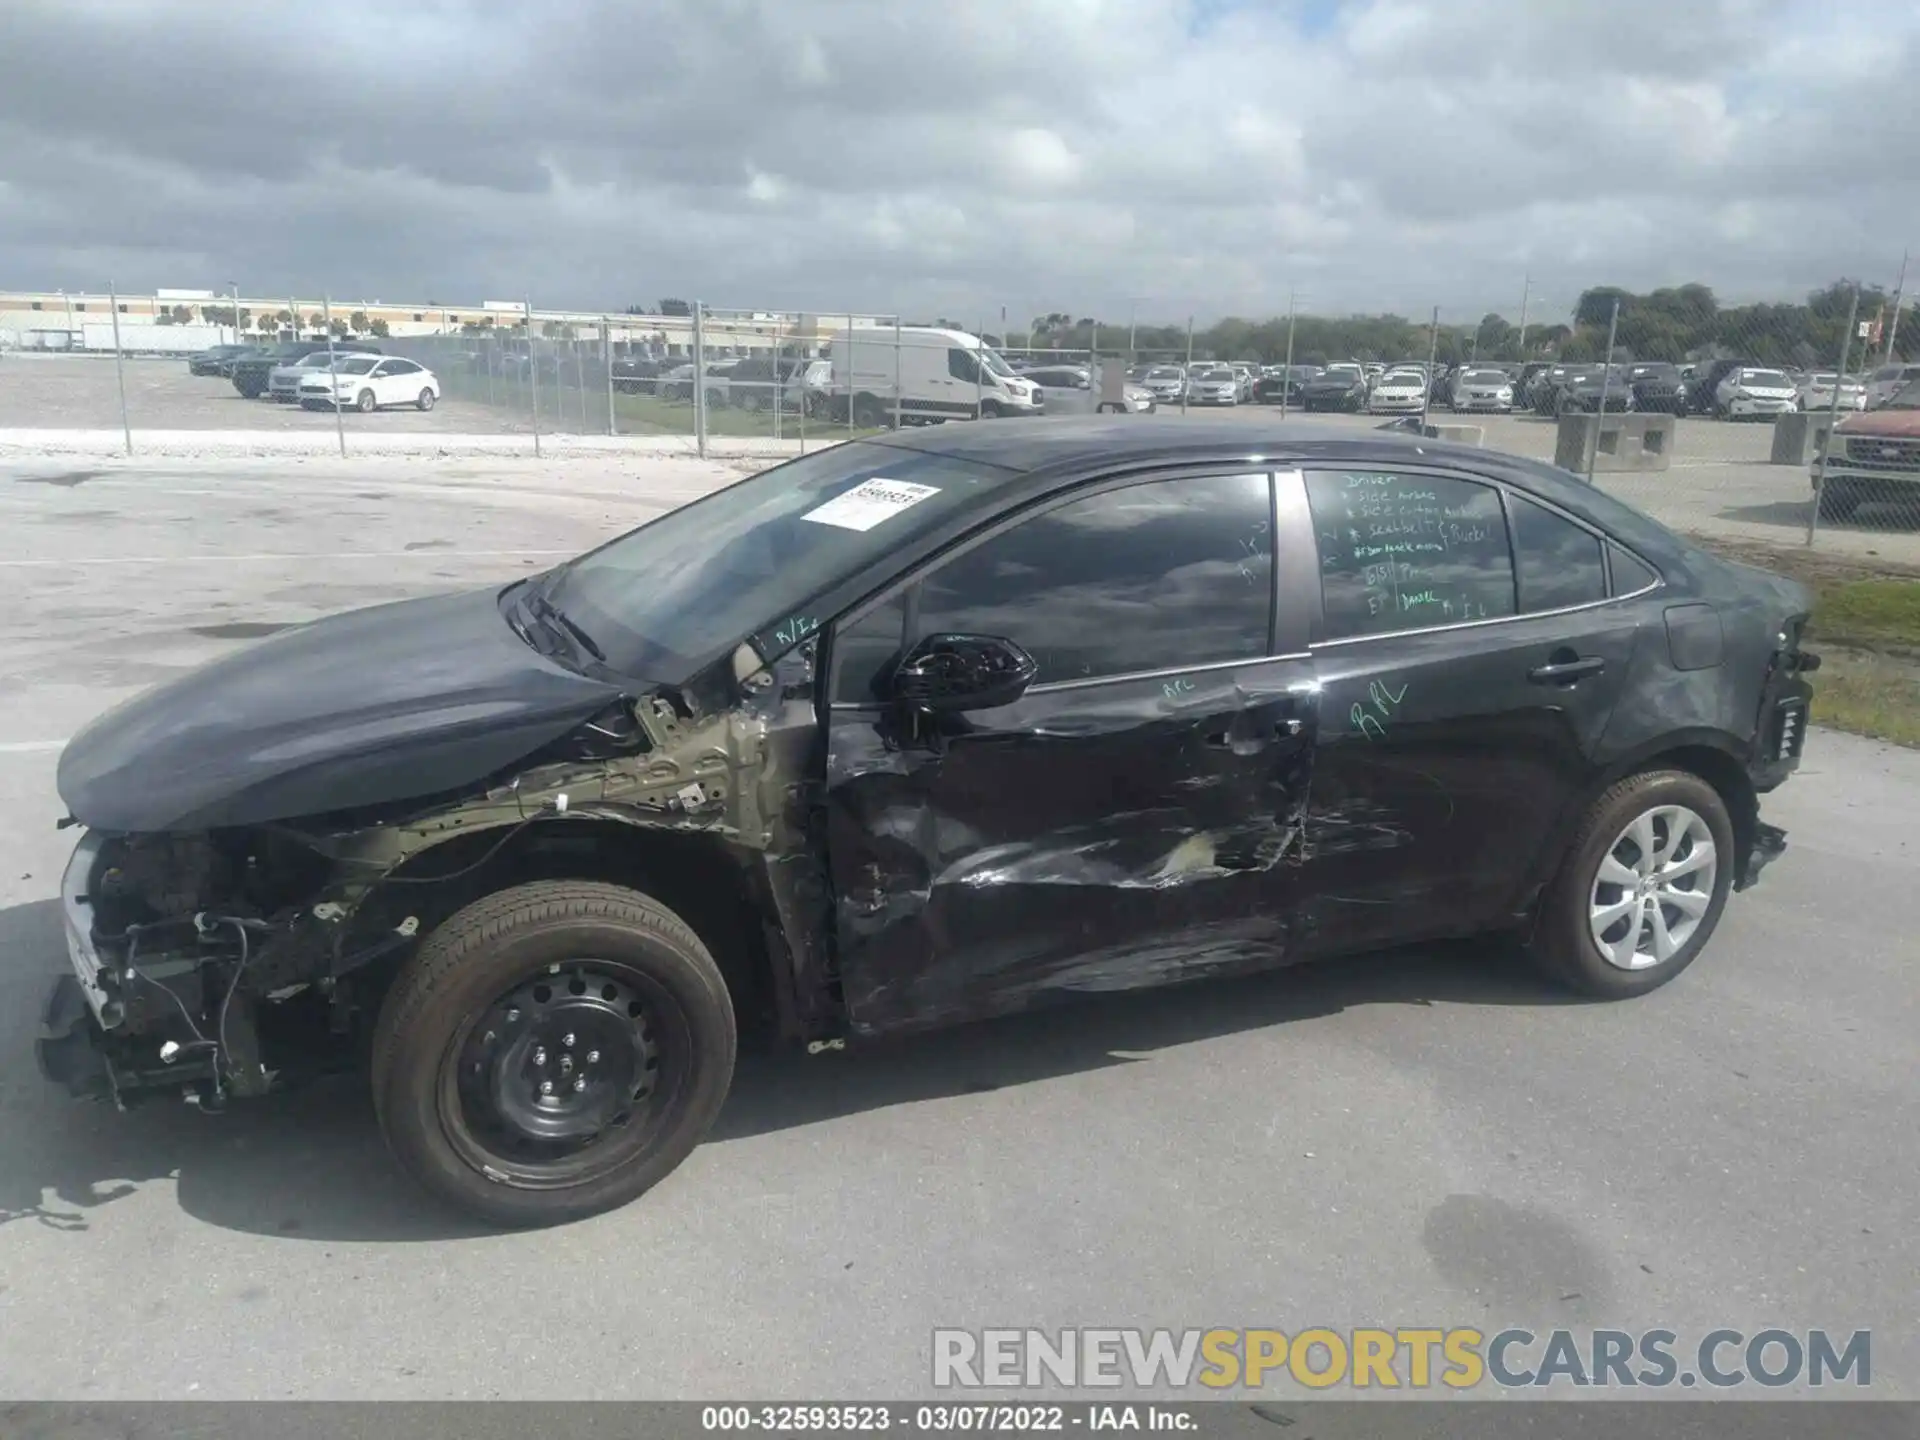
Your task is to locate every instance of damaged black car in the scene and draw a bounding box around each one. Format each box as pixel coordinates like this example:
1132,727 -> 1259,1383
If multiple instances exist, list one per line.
38,417 -> 1817,1226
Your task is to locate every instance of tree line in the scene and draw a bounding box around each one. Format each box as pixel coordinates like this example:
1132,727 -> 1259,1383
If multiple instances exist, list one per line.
1003,280 -> 1914,370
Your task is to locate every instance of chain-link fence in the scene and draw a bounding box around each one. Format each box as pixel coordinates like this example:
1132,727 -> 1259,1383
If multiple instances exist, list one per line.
3,282 -> 1916,564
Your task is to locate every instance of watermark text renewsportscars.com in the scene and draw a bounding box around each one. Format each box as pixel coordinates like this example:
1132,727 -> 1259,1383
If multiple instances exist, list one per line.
931,1328 -> 1871,1391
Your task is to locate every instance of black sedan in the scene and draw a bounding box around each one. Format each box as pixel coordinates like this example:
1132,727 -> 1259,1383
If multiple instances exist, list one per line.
1301,369 -> 1369,411
1556,367 -> 1636,415
39,418 -> 1816,1226
188,344 -> 254,377
1628,363 -> 1689,416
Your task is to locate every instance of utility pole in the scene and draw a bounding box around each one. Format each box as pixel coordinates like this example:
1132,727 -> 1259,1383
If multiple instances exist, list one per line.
1885,249 -> 1909,364
1515,271 -> 1532,357
229,280 -> 242,345
1280,290 -> 1297,420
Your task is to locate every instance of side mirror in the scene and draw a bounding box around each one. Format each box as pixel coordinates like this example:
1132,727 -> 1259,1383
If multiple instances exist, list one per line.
890,634 -> 1037,714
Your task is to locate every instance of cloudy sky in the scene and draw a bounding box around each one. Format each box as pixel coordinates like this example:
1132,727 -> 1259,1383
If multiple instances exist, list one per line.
1,0 -> 1913,325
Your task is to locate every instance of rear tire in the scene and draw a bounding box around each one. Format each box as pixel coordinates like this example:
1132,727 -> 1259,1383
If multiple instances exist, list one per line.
417,388 -> 436,411
1529,770 -> 1734,999
371,879 -> 736,1227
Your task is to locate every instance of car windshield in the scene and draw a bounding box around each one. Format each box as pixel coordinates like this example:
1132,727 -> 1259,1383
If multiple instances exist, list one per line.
1325,367 -> 1361,380
1885,379 -> 1920,410
1194,368 -> 1233,381
1808,373 -> 1838,385
1146,368 -> 1181,380
542,442 -> 1019,682
332,357 -> 378,375
1634,365 -> 1680,380
978,347 -> 1016,378
1383,373 -> 1422,387
1744,370 -> 1791,387
1463,370 -> 1507,384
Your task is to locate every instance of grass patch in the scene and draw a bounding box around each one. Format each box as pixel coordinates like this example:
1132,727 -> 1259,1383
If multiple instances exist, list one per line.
1812,647 -> 1920,747
1810,579 -> 1920,651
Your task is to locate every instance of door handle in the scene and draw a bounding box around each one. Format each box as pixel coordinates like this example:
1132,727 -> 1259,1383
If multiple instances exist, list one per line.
1528,656 -> 1606,684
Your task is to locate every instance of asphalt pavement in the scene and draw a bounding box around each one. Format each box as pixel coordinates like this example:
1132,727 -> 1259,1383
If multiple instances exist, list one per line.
0,458 -> 1914,1400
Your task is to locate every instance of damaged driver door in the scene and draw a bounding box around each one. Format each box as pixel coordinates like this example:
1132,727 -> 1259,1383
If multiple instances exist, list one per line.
822,469 -> 1320,1034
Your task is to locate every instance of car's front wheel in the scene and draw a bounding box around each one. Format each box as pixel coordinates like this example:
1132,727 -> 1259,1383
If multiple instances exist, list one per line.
417,388 -> 436,411
357,389 -> 378,413
371,879 -> 737,1226
1531,769 -> 1734,999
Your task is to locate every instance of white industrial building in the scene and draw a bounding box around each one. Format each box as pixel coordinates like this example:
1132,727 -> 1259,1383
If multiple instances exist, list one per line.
0,287 -> 898,357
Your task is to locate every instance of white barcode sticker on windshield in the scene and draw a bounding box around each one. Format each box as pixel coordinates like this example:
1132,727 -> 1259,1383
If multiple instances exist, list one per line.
801,478 -> 941,532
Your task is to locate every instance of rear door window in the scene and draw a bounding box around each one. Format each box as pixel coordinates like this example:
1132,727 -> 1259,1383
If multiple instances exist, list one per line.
1508,494 -> 1607,613
1304,469 -> 1516,637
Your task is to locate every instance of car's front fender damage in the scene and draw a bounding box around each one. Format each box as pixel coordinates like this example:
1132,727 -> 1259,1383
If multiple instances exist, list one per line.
38,642 -> 837,1109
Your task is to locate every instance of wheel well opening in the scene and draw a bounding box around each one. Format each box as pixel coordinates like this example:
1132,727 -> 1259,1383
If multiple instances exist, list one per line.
346,819 -> 778,1037
1640,745 -> 1758,862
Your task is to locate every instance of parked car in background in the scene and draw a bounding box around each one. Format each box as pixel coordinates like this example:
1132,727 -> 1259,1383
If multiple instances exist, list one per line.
1714,367 -> 1799,420
1253,365 -> 1320,405
1796,372 -> 1867,412
1185,365 -> 1240,406
611,356 -> 680,395
1302,365 -> 1369,412
270,348 -> 381,404
1627,363 -> 1689,416
36,416 -> 1817,1225
1558,366 -> 1636,415
231,341 -> 382,400
1366,370 -> 1428,415
1812,377 -> 1920,519
1449,367 -> 1516,414
188,344 -> 252,377
1021,365 -> 1155,414
1864,363 -> 1920,410
1229,363 -> 1258,402
1139,366 -> 1187,403
297,355 -> 441,413
1685,359 -> 1754,415
1529,365 -> 1583,416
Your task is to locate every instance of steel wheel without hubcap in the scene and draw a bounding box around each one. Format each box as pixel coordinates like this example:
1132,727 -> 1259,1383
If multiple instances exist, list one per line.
440,959 -> 691,1189
1588,804 -> 1717,970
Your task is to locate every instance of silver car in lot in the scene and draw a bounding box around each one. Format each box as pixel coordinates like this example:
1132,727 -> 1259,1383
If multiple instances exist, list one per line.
1021,364 -> 1156,414
1139,365 -> 1187,403
1185,365 -> 1240,406
1450,367 -> 1517,413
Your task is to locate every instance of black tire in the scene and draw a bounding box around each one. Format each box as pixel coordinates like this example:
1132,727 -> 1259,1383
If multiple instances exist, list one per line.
1816,481 -> 1860,521
357,389 -> 377,413
851,394 -> 887,427
1529,769 -> 1735,999
371,879 -> 737,1227
705,387 -> 727,411
417,388 -> 436,412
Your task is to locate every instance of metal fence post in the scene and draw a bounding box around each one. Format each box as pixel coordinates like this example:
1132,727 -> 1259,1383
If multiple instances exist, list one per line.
693,300 -> 707,458
1281,291 -> 1297,420
525,298 -> 541,458
1182,316 -> 1194,415
1587,299 -> 1619,486
604,321 -> 617,436
771,315 -> 785,444
106,279 -> 132,456
1808,285 -> 1860,547
974,318 -> 985,419
892,316 -> 903,430
323,294 -> 345,458
574,335 -> 588,433
1421,304 -> 1441,434
846,312 -> 857,440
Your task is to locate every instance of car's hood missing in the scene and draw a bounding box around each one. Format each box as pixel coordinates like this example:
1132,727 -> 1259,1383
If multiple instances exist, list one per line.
58,585 -> 628,832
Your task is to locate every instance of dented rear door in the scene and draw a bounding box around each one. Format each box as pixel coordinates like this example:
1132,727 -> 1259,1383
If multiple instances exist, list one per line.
821,469 -> 1320,1034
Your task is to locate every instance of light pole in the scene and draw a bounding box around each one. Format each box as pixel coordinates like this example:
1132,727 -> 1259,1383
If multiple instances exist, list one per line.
60,288 -> 74,348
228,280 -> 241,345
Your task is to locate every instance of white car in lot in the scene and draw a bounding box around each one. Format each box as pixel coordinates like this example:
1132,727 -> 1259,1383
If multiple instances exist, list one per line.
269,349 -> 379,404
1714,367 -> 1798,420
298,355 -> 441,413
1449,367 -> 1516,414
1366,369 -> 1429,414
1184,365 -> 1240,406
1797,372 -> 1867,412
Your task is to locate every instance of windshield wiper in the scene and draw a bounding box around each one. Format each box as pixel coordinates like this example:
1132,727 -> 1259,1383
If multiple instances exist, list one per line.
525,586 -> 605,662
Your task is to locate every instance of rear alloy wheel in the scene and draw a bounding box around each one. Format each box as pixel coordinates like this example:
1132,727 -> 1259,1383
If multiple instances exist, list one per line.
357,388 -> 378,413
417,387 -> 436,412
371,880 -> 736,1226
1531,769 -> 1734,998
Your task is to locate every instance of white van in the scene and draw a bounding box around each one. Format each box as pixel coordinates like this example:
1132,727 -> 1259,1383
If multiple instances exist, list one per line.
824,327 -> 1043,425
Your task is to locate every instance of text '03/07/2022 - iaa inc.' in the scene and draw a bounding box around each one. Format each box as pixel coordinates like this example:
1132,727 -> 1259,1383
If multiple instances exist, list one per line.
36,416 -> 1815,1226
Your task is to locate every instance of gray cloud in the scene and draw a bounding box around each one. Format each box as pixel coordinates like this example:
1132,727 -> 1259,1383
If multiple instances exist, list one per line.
0,0 -> 1913,324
